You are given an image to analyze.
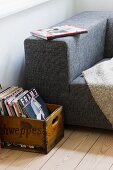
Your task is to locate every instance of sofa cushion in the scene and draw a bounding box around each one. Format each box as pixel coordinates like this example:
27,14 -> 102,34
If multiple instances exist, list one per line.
71,58 -> 109,84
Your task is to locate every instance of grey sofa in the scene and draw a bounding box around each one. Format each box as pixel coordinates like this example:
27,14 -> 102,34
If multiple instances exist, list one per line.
24,11 -> 113,130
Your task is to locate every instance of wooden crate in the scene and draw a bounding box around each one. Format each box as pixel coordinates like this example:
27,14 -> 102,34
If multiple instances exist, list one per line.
0,104 -> 64,154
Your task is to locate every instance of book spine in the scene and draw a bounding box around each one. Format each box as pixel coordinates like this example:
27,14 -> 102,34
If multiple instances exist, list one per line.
13,102 -> 20,117
7,102 -> 15,116
17,101 -> 27,117
4,100 -> 12,116
1,100 -> 9,116
0,99 -> 3,115
22,108 -> 29,118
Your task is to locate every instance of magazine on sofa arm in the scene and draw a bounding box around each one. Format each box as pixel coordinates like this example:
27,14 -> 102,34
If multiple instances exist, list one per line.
30,25 -> 88,40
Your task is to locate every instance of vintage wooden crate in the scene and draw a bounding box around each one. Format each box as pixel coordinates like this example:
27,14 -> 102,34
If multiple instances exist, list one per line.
0,104 -> 64,154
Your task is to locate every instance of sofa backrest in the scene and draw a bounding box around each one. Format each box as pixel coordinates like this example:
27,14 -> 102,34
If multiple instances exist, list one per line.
104,17 -> 113,58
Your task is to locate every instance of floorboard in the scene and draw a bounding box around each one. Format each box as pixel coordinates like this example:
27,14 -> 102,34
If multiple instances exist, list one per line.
6,128 -> 73,170
75,130 -> 113,170
40,128 -> 101,170
1,127 -> 113,170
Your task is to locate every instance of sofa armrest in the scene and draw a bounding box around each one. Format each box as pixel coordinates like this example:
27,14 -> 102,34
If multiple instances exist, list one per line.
24,38 -> 69,100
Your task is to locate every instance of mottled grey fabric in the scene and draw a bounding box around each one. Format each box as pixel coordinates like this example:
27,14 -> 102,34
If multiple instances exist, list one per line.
24,11 -> 113,130
24,39 -> 69,99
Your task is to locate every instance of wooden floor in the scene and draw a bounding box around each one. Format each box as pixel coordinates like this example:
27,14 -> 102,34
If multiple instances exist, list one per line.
1,126 -> 113,170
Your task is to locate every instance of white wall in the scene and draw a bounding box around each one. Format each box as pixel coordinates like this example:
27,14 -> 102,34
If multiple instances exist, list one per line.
75,0 -> 113,14
0,0 -> 76,88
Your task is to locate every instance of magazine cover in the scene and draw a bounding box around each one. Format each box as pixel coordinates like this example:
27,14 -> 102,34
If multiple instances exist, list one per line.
18,88 -> 49,120
31,25 -> 88,40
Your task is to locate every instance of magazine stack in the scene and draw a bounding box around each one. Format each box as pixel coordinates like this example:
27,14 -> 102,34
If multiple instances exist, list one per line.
0,86 -> 49,120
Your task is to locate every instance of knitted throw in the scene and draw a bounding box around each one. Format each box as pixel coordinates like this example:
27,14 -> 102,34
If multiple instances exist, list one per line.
83,58 -> 113,125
